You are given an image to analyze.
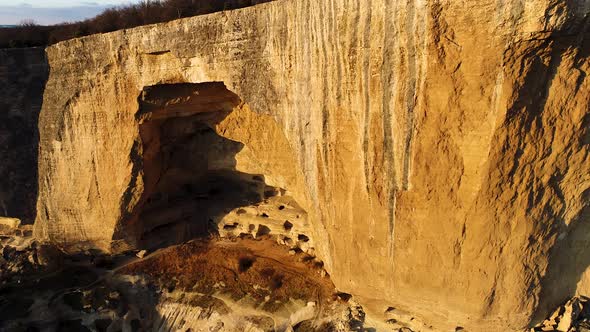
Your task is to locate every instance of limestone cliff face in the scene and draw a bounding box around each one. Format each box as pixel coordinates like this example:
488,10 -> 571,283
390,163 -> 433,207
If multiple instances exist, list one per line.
0,48 -> 47,223
33,0 -> 590,330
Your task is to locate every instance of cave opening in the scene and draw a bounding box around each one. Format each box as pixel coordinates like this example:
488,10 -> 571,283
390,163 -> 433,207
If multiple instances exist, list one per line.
138,115 -> 270,249
128,82 -> 309,252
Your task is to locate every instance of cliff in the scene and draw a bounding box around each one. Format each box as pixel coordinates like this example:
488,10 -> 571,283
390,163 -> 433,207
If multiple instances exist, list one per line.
0,48 -> 47,223
31,0 -> 590,330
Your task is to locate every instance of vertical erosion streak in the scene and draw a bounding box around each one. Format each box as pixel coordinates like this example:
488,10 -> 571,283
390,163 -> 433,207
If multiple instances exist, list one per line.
362,1 -> 373,197
382,0 -> 397,260
320,1 -> 330,165
361,0 -> 376,240
383,0 -> 424,261
403,0 -> 418,191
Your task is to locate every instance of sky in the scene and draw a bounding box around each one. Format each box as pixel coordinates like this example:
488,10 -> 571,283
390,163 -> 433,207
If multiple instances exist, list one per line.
0,1 -> 139,25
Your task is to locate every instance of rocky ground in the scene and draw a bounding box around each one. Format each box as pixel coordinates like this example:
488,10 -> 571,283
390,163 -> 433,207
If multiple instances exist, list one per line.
531,297 -> 590,332
0,219 -> 374,332
3,216 -> 588,332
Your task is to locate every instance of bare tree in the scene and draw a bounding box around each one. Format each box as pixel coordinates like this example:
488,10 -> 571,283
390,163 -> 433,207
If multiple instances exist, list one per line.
18,19 -> 38,27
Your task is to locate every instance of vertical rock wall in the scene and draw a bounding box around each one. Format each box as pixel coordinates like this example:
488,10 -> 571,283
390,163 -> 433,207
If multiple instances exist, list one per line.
32,0 -> 590,330
0,48 -> 47,223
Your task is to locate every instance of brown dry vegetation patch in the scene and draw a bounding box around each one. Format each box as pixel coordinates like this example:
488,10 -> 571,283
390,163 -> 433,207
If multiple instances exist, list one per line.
119,237 -> 336,312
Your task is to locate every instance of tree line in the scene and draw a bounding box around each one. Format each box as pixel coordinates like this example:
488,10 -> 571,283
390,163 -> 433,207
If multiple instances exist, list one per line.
0,0 -> 274,49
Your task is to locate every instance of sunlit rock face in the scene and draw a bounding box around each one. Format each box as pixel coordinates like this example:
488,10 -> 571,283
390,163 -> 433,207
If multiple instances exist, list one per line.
0,48 -> 47,223
32,0 -> 590,330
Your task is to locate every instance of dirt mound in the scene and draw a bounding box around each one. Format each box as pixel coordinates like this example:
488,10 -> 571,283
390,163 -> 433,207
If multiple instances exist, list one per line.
120,237 -> 336,312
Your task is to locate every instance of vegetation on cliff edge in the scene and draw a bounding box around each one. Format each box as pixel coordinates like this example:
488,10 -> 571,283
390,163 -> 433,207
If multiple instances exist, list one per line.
0,0 -> 273,49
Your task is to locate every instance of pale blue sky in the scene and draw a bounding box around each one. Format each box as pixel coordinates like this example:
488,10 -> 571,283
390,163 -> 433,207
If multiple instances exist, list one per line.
0,1 -> 140,25
0,1 -> 134,8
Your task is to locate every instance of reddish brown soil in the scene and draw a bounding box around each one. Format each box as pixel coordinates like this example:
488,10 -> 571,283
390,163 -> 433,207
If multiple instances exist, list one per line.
119,237 -> 337,312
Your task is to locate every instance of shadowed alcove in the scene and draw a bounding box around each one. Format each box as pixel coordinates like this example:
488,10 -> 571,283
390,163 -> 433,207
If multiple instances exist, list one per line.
119,82 -> 310,251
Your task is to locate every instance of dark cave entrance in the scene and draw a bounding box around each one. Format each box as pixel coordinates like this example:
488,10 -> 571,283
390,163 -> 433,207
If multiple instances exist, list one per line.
132,82 -> 279,249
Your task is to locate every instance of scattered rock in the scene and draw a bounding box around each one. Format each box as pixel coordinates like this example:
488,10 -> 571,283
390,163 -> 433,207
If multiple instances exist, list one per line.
335,292 -> 352,302
0,236 -> 369,332
136,250 -> 147,258
0,217 -> 20,231
533,297 -> 590,332
245,315 -> 274,331
288,302 -> 316,330
343,302 -> 366,331
36,244 -> 64,267
385,307 -> 414,323
560,298 -> 584,331
2,245 -> 16,260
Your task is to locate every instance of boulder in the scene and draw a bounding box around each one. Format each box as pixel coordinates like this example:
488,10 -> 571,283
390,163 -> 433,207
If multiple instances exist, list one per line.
0,217 -> 20,232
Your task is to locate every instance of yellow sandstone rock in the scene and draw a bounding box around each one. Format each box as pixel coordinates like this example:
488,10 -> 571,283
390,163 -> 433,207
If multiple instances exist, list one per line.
31,0 -> 590,330
0,217 -> 21,230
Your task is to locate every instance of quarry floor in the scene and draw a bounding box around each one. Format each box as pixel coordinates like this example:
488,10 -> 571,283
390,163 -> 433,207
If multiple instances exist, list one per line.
0,234 -> 370,332
1,228 -> 588,331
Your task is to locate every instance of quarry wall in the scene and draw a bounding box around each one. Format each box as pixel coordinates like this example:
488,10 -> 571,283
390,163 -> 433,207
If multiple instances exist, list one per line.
23,0 -> 590,330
